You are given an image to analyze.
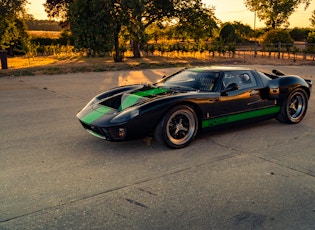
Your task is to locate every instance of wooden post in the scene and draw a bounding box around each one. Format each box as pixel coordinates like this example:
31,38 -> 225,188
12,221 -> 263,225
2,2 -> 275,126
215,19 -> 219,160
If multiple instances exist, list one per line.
278,42 -> 281,59
0,50 -> 8,69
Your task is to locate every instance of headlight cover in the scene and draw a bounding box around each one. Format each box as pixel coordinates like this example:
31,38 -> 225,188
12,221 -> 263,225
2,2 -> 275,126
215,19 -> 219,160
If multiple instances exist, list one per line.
82,97 -> 99,111
110,108 -> 140,123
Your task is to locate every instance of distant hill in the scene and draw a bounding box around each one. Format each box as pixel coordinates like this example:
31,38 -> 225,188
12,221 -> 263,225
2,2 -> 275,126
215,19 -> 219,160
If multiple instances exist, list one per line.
26,19 -> 62,31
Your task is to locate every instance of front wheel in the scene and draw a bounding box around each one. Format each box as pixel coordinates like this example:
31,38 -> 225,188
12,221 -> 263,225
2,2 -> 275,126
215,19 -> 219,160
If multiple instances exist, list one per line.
276,88 -> 308,124
154,105 -> 198,149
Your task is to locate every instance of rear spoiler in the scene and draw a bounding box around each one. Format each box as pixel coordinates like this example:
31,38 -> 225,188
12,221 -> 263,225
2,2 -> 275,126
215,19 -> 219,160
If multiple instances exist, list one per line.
272,69 -> 312,88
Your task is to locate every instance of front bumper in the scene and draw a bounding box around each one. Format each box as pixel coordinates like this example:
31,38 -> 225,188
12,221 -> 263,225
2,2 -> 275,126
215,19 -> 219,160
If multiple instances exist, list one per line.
79,121 -> 126,141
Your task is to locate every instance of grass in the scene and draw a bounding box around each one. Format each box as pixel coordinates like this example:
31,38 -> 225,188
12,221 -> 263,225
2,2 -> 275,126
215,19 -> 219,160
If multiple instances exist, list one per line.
27,30 -> 61,39
7,56 -> 60,68
1,52 -> 314,77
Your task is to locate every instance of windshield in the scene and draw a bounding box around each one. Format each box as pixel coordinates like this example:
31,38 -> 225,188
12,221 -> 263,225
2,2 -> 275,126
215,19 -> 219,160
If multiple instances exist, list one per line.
156,70 -> 219,92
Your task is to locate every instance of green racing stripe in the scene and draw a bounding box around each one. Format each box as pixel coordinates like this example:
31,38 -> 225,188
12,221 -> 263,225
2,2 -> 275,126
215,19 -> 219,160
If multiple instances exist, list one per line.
81,106 -> 111,124
118,87 -> 168,111
81,88 -> 168,124
202,106 -> 281,128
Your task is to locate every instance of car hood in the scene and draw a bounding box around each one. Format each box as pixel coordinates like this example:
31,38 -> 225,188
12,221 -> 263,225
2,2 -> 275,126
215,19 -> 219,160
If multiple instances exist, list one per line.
77,84 -> 198,126
98,84 -> 189,111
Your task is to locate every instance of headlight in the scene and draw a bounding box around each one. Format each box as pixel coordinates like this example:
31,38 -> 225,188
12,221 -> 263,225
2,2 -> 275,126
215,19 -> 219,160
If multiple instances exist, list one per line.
82,97 -> 99,110
110,108 -> 140,123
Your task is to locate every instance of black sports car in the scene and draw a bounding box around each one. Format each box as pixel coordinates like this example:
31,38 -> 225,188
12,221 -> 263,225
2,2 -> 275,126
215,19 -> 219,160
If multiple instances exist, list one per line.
77,66 -> 312,148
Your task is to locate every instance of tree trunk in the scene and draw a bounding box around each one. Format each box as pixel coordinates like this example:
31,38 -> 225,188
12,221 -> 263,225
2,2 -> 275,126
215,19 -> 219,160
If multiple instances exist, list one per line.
114,25 -> 123,62
132,40 -> 141,58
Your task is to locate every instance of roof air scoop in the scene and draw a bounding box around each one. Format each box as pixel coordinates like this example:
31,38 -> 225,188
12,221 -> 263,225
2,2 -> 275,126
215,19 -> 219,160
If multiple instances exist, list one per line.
272,69 -> 285,76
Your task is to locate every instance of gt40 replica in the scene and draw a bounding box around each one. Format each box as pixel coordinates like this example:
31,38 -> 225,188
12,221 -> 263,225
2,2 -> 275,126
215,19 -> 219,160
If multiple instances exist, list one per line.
77,66 -> 312,148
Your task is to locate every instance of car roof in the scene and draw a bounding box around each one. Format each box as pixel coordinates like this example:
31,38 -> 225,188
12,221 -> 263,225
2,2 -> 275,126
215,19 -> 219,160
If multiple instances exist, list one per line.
188,66 -> 252,72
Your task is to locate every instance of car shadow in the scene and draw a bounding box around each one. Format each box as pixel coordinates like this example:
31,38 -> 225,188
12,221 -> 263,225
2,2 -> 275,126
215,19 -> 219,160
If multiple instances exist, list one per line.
74,118 -> 285,158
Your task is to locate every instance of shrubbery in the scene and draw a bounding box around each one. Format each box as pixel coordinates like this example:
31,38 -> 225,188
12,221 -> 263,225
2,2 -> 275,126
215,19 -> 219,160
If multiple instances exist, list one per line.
262,29 -> 294,44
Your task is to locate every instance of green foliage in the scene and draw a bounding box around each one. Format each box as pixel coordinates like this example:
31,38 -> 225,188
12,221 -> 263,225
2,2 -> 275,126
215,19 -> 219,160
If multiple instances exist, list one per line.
31,37 -> 56,46
122,0 -> 178,57
44,0 -> 74,25
262,29 -> 294,44
30,29 -> 74,47
212,39 -> 225,55
219,23 -> 239,43
311,10 -> 315,29
175,1 -> 218,42
244,0 -> 311,29
232,21 -> 254,40
146,23 -> 168,43
289,27 -> 311,41
307,31 -> 315,43
0,0 -> 30,55
58,29 -> 73,45
43,0 -> 218,59
68,0 -> 117,55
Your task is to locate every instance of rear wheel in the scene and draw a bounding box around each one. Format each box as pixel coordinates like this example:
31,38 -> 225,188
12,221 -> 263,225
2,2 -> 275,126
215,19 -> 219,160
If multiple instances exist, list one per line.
154,105 -> 198,148
276,88 -> 308,124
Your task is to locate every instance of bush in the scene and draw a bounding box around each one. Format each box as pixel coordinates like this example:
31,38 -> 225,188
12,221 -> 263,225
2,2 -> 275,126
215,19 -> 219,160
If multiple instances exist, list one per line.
307,31 -> 315,43
289,28 -> 311,41
57,29 -> 74,46
261,29 -> 294,45
219,23 -> 240,43
31,37 -> 57,46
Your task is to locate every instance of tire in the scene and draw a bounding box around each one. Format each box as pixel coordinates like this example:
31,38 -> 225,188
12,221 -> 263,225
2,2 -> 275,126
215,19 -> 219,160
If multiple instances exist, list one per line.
154,105 -> 198,149
276,88 -> 308,124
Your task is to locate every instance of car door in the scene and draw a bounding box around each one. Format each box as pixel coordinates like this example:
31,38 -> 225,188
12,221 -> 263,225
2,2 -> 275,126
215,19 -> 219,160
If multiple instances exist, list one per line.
212,70 -> 265,117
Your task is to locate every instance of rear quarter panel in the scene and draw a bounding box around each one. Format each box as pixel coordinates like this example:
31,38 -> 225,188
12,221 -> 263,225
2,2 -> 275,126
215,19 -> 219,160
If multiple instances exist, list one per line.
268,75 -> 311,102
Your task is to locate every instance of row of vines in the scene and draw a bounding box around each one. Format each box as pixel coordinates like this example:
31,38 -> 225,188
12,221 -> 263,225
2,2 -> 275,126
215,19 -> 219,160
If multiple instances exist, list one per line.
26,40 -> 315,62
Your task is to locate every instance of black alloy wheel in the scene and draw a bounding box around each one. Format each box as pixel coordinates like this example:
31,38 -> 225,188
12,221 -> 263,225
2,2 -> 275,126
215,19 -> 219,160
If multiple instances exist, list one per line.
276,88 -> 308,124
154,105 -> 198,148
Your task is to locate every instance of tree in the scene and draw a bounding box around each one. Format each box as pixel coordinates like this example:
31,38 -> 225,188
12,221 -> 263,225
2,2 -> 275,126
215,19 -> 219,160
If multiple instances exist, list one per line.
46,0 -> 179,58
310,10 -> 315,28
44,0 -> 73,27
121,0 -> 177,58
175,1 -> 218,42
68,0 -> 127,61
232,21 -> 254,40
69,0 -> 116,56
0,0 -> 29,55
244,0 -> 311,29
219,23 -> 239,43
46,0 -> 218,59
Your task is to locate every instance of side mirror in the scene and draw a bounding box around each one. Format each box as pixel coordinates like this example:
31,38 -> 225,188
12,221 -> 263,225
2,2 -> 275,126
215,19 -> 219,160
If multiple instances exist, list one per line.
221,83 -> 239,95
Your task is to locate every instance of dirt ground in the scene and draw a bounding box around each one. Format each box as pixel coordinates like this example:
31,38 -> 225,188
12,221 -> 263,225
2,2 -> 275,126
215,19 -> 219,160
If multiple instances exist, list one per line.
1,53 -> 314,77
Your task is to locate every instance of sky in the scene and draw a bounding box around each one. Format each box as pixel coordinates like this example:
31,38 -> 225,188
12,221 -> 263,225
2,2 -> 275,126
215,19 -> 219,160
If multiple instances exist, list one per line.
27,0 -> 314,28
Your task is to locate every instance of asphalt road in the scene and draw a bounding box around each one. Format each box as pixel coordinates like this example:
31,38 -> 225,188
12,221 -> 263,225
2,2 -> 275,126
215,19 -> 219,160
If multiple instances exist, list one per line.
1,65 -> 315,229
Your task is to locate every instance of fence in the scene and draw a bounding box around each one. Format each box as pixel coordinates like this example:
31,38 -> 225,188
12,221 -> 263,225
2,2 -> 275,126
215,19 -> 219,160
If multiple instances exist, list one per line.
21,41 -> 315,63
235,42 -> 315,62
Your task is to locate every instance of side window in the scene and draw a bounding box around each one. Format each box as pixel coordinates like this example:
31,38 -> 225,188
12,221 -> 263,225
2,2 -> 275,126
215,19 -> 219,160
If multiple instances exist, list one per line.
222,71 -> 257,90
237,71 -> 257,89
199,72 -> 219,92
222,72 -> 243,90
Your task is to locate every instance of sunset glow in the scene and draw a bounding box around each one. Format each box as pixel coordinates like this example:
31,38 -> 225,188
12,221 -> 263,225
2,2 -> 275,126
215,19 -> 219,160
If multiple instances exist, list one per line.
27,0 -> 314,28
